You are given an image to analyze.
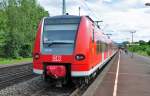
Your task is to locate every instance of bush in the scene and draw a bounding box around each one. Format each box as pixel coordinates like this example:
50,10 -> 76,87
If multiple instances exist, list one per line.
146,48 -> 150,56
19,44 -> 31,57
3,31 -> 21,58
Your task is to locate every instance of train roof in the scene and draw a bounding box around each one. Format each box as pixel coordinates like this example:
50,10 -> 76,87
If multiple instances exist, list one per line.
45,15 -> 94,23
44,15 -> 95,25
45,15 -> 81,19
44,15 -> 81,25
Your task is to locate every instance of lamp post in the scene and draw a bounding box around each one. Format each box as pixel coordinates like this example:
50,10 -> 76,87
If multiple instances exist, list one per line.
79,7 -> 81,16
62,0 -> 66,15
130,30 -> 136,58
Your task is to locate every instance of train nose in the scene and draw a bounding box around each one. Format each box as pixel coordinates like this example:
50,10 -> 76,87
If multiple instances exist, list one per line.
46,65 -> 66,78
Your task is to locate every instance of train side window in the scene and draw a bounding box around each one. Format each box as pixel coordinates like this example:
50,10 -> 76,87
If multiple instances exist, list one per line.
105,44 -> 108,51
100,42 -> 103,52
100,42 -> 102,52
92,29 -> 94,43
104,43 -> 107,52
100,42 -> 107,52
96,40 -> 100,54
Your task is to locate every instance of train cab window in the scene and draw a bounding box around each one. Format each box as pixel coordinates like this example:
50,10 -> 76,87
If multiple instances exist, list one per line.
42,17 -> 81,55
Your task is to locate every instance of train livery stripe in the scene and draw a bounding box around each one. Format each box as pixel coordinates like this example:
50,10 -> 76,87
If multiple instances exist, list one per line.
33,56 -> 108,76
33,52 -> 117,76
33,68 -> 43,74
71,57 -> 110,77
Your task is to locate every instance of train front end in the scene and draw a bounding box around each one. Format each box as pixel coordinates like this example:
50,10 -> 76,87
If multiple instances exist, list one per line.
33,15 -> 85,83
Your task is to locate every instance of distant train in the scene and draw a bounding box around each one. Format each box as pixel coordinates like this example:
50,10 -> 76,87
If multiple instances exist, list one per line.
33,15 -> 117,85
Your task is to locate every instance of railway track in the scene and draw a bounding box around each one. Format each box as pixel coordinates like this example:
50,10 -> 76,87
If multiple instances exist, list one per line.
0,63 -> 38,90
30,83 -> 76,96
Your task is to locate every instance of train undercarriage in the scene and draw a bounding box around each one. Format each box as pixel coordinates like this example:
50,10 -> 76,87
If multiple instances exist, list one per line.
42,60 -> 110,87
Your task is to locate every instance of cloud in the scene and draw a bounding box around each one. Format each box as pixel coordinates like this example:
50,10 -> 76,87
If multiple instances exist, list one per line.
102,10 -> 150,42
37,0 -> 150,43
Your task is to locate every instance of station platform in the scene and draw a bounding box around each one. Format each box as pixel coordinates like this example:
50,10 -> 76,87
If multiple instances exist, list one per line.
83,52 -> 150,96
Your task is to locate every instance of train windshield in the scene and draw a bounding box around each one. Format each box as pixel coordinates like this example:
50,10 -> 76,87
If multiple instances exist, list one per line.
42,17 -> 80,55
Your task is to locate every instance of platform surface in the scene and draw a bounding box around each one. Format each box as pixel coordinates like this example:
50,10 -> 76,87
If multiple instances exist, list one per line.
93,52 -> 150,96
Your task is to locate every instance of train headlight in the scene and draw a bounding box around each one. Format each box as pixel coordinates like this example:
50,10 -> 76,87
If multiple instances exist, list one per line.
34,53 -> 40,59
75,54 -> 85,61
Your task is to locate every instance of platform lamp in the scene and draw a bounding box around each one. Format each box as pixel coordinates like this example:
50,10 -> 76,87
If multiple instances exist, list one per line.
130,30 -> 136,58
79,6 -> 81,16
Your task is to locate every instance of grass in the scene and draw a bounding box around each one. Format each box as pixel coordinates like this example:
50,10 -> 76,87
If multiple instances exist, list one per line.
136,51 -> 149,56
128,48 -> 149,56
0,57 -> 32,65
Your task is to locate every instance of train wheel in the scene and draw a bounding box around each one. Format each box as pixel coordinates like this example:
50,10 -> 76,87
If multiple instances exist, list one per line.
43,68 -> 49,82
56,80 -> 63,87
43,74 -> 48,82
85,77 -> 90,84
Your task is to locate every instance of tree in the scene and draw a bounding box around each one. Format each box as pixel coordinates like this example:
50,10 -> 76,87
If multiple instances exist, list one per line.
148,40 -> 150,45
0,0 -> 48,58
139,40 -> 146,45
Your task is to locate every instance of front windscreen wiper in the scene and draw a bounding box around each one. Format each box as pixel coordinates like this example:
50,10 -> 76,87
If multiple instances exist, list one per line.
43,40 -> 74,47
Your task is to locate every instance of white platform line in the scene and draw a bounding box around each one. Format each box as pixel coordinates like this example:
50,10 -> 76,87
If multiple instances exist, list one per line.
113,51 -> 121,96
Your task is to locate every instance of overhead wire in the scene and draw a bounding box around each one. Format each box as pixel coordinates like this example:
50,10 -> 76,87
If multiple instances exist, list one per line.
79,0 -> 100,19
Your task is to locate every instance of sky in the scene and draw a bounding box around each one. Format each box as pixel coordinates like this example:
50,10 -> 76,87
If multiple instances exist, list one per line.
37,0 -> 150,43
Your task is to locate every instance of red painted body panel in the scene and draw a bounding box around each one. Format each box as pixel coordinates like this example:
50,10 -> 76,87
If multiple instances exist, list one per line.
104,51 -> 107,59
33,20 -> 43,70
73,17 -> 91,71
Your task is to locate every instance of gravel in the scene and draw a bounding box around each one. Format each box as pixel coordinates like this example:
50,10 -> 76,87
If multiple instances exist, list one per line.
0,76 -> 48,96
0,76 -> 74,96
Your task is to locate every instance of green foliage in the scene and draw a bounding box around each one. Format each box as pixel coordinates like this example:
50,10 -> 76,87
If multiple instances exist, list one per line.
19,43 -> 31,57
0,0 -> 48,58
128,40 -> 150,56
148,40 -> 150,45
146,47 -> 150,56
3,31 -> 21,58
139,40 -> 146,45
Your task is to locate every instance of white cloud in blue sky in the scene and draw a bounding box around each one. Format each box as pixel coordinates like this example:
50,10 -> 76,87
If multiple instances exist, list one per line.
38,0 -> 150,43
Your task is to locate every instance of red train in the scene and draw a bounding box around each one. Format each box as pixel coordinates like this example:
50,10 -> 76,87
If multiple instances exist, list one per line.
33,15 -> 117,85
